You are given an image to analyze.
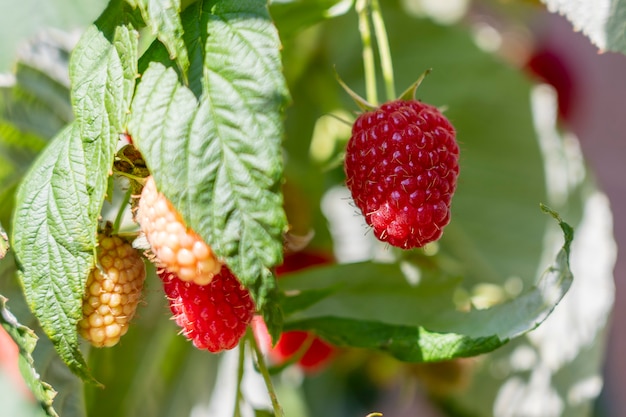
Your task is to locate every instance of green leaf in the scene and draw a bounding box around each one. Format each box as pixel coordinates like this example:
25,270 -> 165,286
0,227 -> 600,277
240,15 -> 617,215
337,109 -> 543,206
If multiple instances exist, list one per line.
540,0 -> 626,54
11,0 -> 139,381
70,0 -> 139,143
4,62 -> 73,139
279,210 -> 573,362
0,295 -> 58,417
129,0 -> 190,80
129,0 -> 289,316
12,125 -> 97,382
198,0 -> 290,299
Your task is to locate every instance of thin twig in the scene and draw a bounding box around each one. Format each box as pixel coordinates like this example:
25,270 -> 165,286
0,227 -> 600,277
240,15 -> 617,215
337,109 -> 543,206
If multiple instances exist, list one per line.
370,0 -> 395,100
247,329 -> 284,417
233,344 -> 246,417
356,0 -> 378,105
112,188 -> 132,234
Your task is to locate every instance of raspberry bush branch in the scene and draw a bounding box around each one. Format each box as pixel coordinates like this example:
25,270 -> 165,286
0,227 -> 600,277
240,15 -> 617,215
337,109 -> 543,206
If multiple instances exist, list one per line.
233,342 -> 246,417
370,0 -> 396,100
355,0 -> 396,103
112,188 -> 132,234
356,0 -> 379,105
247,329 -> 285,417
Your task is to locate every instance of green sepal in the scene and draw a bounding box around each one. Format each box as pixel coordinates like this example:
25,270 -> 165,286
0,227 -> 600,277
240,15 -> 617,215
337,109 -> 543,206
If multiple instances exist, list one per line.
398,68 -> 432,101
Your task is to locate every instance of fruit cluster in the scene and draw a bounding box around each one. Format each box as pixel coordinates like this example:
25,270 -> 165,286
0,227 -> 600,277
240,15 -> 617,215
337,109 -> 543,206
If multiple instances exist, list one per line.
79,174 -> 256,352
138,176 -> 256,351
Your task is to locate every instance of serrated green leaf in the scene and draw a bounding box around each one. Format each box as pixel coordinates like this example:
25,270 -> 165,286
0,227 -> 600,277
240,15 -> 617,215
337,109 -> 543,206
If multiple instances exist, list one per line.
279,211 -> 573,362
12,124 -> 97,382
11,0 -> 139,381
0,296 -> 58,417
541,0 -> 626,55
130,0 -> 190,80
5,64 -> 73,139
70,0 -> 139,146
130,0 -> 289,318
198,0 -> 289,296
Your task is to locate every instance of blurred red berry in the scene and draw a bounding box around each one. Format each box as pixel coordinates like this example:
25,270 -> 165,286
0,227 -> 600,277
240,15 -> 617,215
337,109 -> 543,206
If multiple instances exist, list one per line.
526,47 -> 576,123
273,330 -> 335,372
259,251 -> 337,372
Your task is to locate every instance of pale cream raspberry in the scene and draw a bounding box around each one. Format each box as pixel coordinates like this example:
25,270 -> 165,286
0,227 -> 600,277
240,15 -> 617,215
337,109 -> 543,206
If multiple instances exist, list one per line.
137,176 -> 221,285
79,234 -> 146,347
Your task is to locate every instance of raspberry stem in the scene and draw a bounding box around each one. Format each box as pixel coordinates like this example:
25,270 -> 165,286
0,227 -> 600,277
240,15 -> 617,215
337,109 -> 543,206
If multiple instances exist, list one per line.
112,188 -> 132,234
370,0 -> 396,100
247,329 -> 284,417
233,344 -> 245,417
355,0 -> 378,105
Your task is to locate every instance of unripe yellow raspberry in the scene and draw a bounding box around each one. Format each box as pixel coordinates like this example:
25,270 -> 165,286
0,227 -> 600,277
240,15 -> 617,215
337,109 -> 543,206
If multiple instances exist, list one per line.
136,176 -> 221,285
78,234 -> 146,347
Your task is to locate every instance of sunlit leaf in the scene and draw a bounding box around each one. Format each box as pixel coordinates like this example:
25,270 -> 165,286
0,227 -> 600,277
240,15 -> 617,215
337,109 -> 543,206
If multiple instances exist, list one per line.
129,0 -> 290,338
541,0 -> 626,54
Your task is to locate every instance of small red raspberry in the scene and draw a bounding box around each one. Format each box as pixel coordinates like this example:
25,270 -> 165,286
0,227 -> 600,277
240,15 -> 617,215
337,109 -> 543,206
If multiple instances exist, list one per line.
159,268 -> 256,352
137,176 -> 221,285
344,99 -> 459,248
79,234 -> 146,347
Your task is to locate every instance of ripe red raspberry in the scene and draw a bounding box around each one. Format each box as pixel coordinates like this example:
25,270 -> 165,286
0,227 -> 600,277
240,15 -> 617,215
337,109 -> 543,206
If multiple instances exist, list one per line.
79,234 -> 146,347
344,99 -> 459,248
159,268 -> 256,352
137,176 -> 221,285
